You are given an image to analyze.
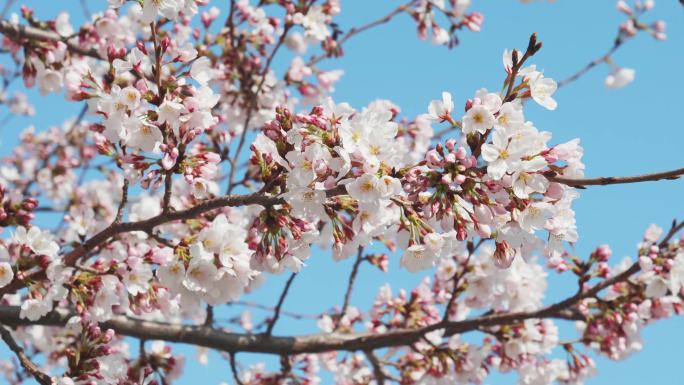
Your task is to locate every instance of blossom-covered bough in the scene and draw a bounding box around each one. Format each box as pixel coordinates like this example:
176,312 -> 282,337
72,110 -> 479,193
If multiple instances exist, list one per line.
0,0 -> 679,384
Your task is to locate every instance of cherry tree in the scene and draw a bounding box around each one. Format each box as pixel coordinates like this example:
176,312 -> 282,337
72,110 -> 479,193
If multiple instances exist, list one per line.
0,0 -> 679,384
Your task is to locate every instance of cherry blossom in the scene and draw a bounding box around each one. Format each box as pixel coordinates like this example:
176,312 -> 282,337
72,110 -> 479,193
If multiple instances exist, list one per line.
605,67 -> 636,89
0,1 -> 676,384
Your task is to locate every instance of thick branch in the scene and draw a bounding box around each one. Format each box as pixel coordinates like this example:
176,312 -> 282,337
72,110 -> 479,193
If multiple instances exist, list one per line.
0,20 -> 102,59
0,260 -> 639,356
10,219 -> 681,359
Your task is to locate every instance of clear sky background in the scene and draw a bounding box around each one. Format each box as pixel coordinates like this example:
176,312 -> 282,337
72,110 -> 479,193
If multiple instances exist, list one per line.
1,1 -> 683,384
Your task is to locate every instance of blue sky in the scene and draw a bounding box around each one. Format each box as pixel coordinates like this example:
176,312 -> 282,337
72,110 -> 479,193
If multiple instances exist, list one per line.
1,1 -> 684,384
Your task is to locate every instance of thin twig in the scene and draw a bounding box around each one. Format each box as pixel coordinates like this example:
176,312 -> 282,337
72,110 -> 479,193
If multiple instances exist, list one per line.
558,39 -> 623,88
265,272 -> 297,336
0,1 -> 14,20
204,305 -> 214,327
364,350 -> 387,385
0,20 -> 102,59
139,339 -> 147,366
114,179 -> 129,224
146,230 -> 176,248
79,0 -> 92,19
227,300 -> 321,320
229,352 -> 245,385
307,1 -> 417,67
547,166 -> 684,187
659,219 -> 684,248
226,24 -> 293,195
0,324 -> 52,385
443,238 -> 485,321
337,246 -> 365,326
21,104 -> 88,196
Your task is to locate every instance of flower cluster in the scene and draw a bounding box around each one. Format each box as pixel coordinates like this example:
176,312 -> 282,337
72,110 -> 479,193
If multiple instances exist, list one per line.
0,0 -> 676,384
410,0 -> 484,47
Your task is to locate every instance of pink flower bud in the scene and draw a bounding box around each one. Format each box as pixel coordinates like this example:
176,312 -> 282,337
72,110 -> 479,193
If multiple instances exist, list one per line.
161,37 -> 171,52
464,99 -> 474,112
596,244 -> 612,262
652,31 -> 666,41
652,20 -> 666,33
620,20 -> 637,37
456,224 -> 467,241
464,12 -> 484,32
136,40 -> 148,55
455,146 -> 467,160
545,182 -> 564,200
201,11 -> 215,28
425,149 -> 443,168
441,174 -> 453,184
616,1 -> 632,15
493,240 -> 515,268
665,259 -> 675,269
639,256 -> 653,271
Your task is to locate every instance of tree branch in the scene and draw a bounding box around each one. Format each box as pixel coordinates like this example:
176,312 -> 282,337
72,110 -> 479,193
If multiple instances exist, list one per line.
443,239 -> 484,321
114,179 -> 129,224
0,257 -> 645,356
265,272 -> 297,336
226,22 -> 293,195
337,246 -> 364,325
229,352 -> 245,385
226,301 -> 321,321
547,166 -> 684,187
364,349 -> 387,385
0,20 -> 102,59
3,164 -> 680,298
558,38 -> 623,88
0,323 -> 52,385
0,186 -> 349,298
307,1 -> 417,67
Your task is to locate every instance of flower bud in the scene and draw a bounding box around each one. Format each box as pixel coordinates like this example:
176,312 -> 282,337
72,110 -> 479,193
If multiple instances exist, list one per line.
616,1 -> 632,15
493,241 -> 515,268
